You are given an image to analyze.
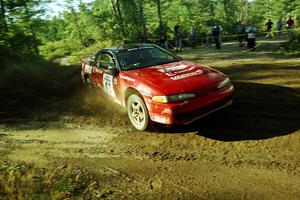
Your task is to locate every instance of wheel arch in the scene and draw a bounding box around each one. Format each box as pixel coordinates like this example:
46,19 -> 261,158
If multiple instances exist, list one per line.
84,73 -> 89,78
83,73 -> 89,83
124,87 -> 143,106
125,88 -> 151,130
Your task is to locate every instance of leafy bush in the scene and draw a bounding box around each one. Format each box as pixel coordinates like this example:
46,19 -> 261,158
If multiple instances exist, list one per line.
68,40 -> 118,65
0,161 -> 108,199
282,30 -> 300,52
39,37 -> 118,65
39,39 -> 83,60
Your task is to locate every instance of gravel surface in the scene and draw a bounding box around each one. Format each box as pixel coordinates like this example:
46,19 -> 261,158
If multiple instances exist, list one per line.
1,40 -> 299,199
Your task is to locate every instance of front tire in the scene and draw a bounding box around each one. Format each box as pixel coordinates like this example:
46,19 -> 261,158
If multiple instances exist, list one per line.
127,94 -> 149,131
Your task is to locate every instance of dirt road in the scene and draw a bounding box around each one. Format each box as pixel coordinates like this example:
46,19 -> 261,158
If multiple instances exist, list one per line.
1,39 -> 300,199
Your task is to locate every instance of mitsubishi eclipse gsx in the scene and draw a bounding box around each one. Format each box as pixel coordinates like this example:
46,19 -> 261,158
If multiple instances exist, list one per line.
81,43 -> 234,130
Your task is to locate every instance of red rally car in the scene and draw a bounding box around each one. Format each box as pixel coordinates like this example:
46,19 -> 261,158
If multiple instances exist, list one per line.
81,44 -> 234,130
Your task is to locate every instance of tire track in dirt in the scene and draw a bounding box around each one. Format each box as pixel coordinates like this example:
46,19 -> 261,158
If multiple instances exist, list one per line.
1,40 -> 300,199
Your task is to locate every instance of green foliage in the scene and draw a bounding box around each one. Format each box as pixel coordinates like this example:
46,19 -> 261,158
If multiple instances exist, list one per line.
0,161 -> 106,199
0,0 -> 50,57
68,40 -> 117,64
39,39 -> 82,60
282,31 -> 300,51
249,0 -> 299,29
1,0 -> 299,60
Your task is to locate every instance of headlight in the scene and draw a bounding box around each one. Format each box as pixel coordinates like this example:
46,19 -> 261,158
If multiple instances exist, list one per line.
217,78 -> 231,89
152,93 -> 196,103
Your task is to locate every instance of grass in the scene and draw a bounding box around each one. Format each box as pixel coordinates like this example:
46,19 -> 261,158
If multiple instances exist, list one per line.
0,161 -> 113,199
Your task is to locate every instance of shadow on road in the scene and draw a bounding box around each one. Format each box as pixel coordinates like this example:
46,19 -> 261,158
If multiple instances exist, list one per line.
152,81 -> 300,141
158,48 -> 300,141
1,48 -> 299,142
194,81 -> 300,141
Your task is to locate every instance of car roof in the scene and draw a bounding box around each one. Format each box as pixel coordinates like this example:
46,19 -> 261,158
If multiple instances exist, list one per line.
102,43 -> 155,52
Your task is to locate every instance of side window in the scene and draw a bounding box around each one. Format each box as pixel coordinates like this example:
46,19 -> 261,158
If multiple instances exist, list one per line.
97,53 -> 115,70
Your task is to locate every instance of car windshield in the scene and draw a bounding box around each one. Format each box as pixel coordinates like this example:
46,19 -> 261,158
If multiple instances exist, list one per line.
116,46 -> 181,70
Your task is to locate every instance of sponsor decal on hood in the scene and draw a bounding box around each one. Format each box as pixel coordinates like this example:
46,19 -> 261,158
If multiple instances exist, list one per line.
170,69 -> 204,80
155,64 -> 203,80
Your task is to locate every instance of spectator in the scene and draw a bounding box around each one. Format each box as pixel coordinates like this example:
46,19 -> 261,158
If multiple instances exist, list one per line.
286,17 -> 294,35
217,24 -> 223,45
276,18 -> 283,38
174,25 -> 183,52
159,29 -> 168,50
212,25 -> 221,49
189,27 -> 197,49
265,19 -> 274,39
137,31 -> 146,43
236,22 -> 246,46
205,26 -> 212,47
246,22 -> 258,50
244,22 -> 250,43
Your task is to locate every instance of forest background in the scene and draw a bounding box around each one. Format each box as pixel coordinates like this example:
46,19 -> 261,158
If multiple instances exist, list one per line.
0,0 -> 299,63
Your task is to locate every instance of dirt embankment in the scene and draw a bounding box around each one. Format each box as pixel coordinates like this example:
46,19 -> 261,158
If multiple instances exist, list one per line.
1,40 -> 300,199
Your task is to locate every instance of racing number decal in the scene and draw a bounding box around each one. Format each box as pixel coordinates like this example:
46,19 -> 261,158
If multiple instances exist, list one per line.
103,73 -> 116,97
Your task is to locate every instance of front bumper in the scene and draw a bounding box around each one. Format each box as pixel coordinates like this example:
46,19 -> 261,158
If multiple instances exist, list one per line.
147,84 -> 234,125
174,96 -> 233,124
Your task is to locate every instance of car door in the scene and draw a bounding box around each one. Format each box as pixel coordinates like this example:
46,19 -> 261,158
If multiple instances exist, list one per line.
82,56 -> 98,84
96,52 -> 118,98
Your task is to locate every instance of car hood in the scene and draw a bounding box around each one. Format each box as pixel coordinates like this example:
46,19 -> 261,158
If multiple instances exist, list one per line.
127,61 -> 226,95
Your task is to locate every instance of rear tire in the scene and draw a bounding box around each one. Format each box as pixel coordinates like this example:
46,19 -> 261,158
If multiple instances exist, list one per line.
127,94 -> 149,131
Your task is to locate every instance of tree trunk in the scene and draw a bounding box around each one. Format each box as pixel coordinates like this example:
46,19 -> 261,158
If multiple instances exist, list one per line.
157,0 -> 163,31
0,0 -> 9,54
65,0 -> 87,47
239,0 -> 249,22
223,0 -> 229,20
24,2 -> 39,55
129,0 -> 139,37
139,0 -> 147,41
111,0 -> 126,39
0,0 -> 8,33
71,8 -> 87,47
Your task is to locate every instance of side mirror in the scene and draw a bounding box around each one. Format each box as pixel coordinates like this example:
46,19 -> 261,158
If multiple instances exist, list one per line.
87,56 -> 95,65
105,68 -> 119,76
